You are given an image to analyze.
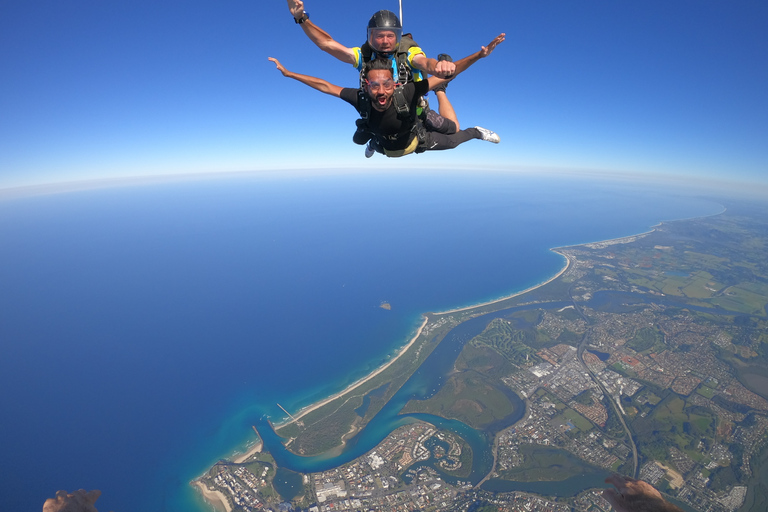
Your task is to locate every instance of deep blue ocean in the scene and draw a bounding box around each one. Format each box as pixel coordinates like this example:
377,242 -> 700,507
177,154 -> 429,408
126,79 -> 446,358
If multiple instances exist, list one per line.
0,170 -> 724,511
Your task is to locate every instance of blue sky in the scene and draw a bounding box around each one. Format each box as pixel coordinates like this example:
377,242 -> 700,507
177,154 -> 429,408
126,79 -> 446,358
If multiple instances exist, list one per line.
1,0 -> 766,189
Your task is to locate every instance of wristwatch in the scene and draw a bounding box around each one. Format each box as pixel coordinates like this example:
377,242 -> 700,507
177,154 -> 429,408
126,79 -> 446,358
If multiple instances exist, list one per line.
294,12 -> 309,24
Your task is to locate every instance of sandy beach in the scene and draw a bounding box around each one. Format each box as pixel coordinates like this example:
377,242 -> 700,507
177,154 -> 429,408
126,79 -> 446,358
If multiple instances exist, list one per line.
233,440 -> 263,464
194,481 -> 232,512
276,251 -> 573,428
437,250 -> 571,314
276,315 -> 429,427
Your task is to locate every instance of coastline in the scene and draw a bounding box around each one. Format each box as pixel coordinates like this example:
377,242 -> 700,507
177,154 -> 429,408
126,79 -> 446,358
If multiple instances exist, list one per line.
194,481 -> 232,512
192,440 -> 262,511
275,315 -> 430,428
195,212 -> 737,509
275,249 -> 574,428
233,439 -> 263,464
436,249 -> 572,315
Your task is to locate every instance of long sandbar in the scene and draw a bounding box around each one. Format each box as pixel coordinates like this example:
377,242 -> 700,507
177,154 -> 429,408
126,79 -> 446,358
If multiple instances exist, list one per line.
276,315 -> 429,427
276,250 -> 572,428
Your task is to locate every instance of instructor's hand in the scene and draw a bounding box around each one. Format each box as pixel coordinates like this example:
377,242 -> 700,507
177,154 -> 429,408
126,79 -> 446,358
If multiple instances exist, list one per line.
287,0 -> 305,21
434,60 -> 456,78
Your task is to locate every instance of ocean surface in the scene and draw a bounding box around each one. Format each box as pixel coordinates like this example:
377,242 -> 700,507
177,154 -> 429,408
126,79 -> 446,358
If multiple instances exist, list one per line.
0,170 -> 725,511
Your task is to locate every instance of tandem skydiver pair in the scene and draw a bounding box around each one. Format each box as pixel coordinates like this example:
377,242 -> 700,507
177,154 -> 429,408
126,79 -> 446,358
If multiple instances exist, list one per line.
271,0 -> 505,158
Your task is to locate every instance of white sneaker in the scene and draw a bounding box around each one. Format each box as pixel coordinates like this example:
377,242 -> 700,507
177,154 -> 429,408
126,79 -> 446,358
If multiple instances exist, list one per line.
365,141 -> 375,158
475,126 -> 500,143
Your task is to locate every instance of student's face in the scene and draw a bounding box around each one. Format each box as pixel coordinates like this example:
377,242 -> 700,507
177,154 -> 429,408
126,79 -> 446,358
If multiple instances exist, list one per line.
369,29 -> 397,53
366,69 -> 396,111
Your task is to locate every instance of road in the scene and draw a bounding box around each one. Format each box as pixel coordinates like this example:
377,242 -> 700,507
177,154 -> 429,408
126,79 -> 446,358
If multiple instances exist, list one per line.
570,289 -> 639,478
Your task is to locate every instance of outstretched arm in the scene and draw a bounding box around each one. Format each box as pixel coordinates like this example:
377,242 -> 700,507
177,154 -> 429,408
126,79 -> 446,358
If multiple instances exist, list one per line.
426,33 -> 506,90
287,0 -> 357,65
412,54 -> 456,79
269,57 -> 343,97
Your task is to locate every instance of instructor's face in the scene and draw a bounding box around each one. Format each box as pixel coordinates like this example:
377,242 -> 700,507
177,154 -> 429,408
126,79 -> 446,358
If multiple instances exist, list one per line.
366,69 -> 396,111
369,29 -> 397,53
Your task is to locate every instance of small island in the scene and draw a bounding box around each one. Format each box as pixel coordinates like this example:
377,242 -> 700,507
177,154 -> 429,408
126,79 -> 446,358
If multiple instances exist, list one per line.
379,301 -> 392,310
196,200 -> 768,512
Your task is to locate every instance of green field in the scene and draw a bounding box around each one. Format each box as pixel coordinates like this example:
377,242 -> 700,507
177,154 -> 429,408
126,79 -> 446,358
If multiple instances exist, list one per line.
558,408 -> 594,432
498,444 -> 600,482
653,397 -> 687,426
632,394 -> 717,464
708,283 -> 768,315
696,386 -> 716,399
626,326 -> 664,353
470,317 -> 547,362
680,271 -> 722,299
400,370 -> 515,429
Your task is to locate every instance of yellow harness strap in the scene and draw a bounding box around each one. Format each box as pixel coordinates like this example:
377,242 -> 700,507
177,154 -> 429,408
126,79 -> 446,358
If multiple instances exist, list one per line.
383,136 -> 419,158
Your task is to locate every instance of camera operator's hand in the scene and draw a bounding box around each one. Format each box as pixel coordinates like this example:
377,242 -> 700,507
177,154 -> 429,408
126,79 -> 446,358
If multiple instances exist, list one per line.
43,490 -> 102,512
603,474 -> 683,512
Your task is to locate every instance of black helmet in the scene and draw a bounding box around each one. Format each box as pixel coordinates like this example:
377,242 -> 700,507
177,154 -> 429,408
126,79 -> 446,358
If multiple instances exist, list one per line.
367,10 -> 402,53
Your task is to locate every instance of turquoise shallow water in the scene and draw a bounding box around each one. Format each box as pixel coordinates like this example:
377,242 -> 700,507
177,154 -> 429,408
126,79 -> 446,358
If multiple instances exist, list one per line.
0,170 -> 724,511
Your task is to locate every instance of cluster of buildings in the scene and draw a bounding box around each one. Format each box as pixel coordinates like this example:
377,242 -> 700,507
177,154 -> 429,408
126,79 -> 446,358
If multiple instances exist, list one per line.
205,464 -> 270,511
495,397 -> 627,474
306,423 -> 467,511
491,297 -> 767,512
453,489 -> 574,511
639,459 -> 749,512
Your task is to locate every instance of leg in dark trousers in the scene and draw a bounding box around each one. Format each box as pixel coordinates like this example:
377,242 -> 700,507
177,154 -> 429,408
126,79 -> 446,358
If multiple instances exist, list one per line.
422,128 -> 483,151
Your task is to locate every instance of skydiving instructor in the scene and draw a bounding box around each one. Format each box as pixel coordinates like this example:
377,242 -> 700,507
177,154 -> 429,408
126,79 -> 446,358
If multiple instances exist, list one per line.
286,0 -> 457,80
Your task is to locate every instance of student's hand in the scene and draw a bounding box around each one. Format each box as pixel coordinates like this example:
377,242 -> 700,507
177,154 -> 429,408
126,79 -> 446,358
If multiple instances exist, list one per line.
287,0 -> 305,20
480,33 -> 506,58
268,57 -> 289,76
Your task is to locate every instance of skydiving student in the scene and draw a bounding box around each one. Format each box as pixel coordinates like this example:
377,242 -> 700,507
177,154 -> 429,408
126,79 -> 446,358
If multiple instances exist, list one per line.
287,0 -> 457,156
269,33 -> 505,158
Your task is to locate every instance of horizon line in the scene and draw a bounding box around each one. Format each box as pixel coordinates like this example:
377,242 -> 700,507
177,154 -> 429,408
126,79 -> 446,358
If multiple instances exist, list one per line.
2,166 -> 767,201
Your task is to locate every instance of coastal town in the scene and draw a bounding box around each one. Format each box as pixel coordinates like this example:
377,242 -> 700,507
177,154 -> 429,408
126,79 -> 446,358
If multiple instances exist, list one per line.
196,209 -> 768,512
197,422 -> 580,512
